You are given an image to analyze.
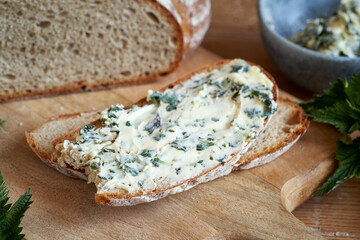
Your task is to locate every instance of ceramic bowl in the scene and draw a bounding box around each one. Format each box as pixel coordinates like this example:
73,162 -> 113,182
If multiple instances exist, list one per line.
258,0 -> 360,93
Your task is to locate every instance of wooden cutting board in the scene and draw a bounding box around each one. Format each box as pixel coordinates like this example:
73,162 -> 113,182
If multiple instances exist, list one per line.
0,48 -> 342,239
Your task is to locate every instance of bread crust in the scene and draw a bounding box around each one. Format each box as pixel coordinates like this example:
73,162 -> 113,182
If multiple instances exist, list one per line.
27,59 -> 280,206
234,98 -> 310,170
1,0 -> 211,103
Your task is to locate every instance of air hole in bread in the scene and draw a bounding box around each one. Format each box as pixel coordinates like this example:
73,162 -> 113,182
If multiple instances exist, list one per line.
286,113 -> 300,125
73,49 -> 79,55
56,45 -> 63,52
85,32 -> 91,37
122,39 -> 128,49
28,31 -> 35,37
17,11 -> 22,16
106,25 -> 111,30
98,33 -> 104,39
128,8 -> 136,14
121,71 -> 131,76
68,43 -> 74,49
60,11 -> 68,17
37,21 -> 51,28
146,11 -> 160,24
4,74 -> 16,80
20,46 -> 26,52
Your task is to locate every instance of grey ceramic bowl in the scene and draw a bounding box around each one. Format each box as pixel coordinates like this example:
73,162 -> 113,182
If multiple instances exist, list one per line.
258,0 -> 360,93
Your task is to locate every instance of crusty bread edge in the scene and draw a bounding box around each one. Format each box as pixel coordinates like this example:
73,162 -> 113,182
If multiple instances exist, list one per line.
1,0 -> 185,103
234,98 -> 310,170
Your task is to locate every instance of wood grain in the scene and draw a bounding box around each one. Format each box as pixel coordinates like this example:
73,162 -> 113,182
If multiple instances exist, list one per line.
202,0 -> 360,239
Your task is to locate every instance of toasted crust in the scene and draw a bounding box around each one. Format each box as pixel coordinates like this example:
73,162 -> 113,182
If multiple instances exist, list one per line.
27,59 -> 280,206
235,98 -> 310,170
1,0 -> 211,103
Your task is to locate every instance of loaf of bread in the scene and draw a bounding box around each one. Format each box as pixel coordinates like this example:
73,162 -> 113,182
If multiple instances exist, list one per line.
0,0 -> 210,102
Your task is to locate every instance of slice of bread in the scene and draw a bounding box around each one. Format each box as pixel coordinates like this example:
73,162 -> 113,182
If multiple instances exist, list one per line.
26,60 -> 307,206
26,98 -> 308,175
0,0 -> 210,102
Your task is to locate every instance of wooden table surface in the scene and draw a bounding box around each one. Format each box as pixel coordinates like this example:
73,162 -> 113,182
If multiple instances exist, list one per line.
201,0 -> 360,239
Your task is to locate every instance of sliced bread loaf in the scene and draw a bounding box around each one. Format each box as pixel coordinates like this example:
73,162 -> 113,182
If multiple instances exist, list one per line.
0,0 -> 210,102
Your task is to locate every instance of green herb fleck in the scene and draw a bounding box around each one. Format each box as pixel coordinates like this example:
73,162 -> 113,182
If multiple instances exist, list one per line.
140,150 -> 152,158
145,115 -> 161,134
90,163 -> 99,170
151,157 -> 166,167
126,121 -> 132,126
153,133 -> 166,141
104,148 -> 115,153
170,140 -> 192,152
211,117 -> 219,122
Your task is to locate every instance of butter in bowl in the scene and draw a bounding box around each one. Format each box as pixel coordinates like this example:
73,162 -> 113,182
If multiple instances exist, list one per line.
258,0 -> 360,92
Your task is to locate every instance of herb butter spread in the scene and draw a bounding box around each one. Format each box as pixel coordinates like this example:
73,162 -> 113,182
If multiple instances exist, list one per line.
291,0 -> 360,58
55,60 -> 277,195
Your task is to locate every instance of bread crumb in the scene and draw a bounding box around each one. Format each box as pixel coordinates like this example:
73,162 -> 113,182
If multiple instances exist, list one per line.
60,106 -> 64,110
19,122 -> 23,126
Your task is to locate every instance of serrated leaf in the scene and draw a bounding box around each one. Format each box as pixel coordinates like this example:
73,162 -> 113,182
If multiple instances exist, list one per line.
300,78 -> 348,114
345,74 -> 360,113
315,138 -> 360,195
0,171 -> 32,240
310,101 -> 357,134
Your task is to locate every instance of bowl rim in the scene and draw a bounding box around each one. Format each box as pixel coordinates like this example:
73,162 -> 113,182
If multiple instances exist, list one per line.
257,0 -> 360,62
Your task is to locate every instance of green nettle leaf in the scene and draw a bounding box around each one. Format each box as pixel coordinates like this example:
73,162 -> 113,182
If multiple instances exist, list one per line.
311,101 -> 357,134
301,74 -> 360,195
300,78 -> 348,114
315,138 -> 360,196
0,171 -> 32,240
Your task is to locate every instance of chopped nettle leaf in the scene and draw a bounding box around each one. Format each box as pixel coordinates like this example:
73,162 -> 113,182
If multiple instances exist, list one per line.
153,133 -> 166,141
170,140 -> 192,152
175,168 -> 181,175
150,157 -> 166,167
122,165 -> 138,176
0,171 -> 32,240
108,112 -> 117,118
230,64 -> 249,73
104,148 -> 115,153
125,121 -> 131,126
196,140 -> 215,151
108,105 -> 123,112
140,150 -> 152,158
149,91 -> 180,112
244,108 -> 262,119
211,117 -> 219,122
300,74 -> 360,195
90,163 -> 99,170
144,115 -> 161,134
101,118 -> 107,125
